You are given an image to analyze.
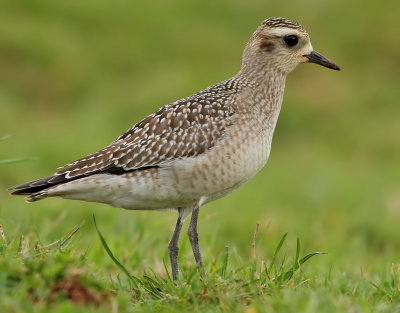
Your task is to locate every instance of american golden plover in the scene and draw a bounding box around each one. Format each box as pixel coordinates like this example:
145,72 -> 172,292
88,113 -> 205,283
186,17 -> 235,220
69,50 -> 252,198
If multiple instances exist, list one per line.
10,18 -> 340,280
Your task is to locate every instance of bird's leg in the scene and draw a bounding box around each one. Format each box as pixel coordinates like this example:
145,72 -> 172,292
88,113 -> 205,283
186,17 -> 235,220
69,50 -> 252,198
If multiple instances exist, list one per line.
168,212 -> 183,280
188,202 -> 206,278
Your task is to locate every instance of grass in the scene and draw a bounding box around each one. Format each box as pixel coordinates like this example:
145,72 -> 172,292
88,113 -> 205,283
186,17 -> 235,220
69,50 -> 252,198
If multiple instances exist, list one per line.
4,220 -> 400,312
1,218 -> 399,312
1,0 -> 400,312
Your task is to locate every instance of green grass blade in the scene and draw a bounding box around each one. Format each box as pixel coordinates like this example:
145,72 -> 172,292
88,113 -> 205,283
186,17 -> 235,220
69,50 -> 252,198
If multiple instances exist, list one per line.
92,214 -> 140,289
277,255 -> 287,284
249,257 -> 257,282
367,279 -> 391,298
0,158 -> 37,164
162,258 -> 172,281
143,275 -> 163,299
281,251 -> 327,281
221,246 -> 229,278
298,251 -> 327,266
270,232 -> 288,273
295,237 -> 300,264
292,237 -> 301,279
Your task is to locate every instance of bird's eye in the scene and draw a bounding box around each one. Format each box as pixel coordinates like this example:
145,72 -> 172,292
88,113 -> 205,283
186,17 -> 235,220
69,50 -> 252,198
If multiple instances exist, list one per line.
284,35 -> 298,47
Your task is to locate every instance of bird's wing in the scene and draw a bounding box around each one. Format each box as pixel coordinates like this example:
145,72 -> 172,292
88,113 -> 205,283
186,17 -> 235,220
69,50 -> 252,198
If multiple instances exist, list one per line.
58,92 -> 236,179
10,80 -> 238,193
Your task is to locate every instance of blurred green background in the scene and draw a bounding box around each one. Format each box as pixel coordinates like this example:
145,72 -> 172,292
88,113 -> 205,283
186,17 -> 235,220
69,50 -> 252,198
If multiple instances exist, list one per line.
0,0 -> 399,275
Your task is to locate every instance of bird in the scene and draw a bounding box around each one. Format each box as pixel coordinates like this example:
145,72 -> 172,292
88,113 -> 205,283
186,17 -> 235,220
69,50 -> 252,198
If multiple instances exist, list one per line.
10,17 -> 340,280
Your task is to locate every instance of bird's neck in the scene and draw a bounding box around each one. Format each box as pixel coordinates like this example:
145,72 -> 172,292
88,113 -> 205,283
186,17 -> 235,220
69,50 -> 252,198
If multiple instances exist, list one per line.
234,64 -> 287,118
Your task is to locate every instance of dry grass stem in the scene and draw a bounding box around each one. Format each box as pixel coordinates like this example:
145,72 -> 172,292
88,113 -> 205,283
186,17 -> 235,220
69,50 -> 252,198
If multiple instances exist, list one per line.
0,224 -> 7,249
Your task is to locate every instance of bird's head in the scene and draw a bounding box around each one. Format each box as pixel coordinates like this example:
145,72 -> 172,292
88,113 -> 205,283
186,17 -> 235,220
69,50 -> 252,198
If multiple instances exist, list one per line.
242,17 -> 340,75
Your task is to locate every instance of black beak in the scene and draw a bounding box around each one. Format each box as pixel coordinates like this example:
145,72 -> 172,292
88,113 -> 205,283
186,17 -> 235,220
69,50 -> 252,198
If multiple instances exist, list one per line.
304,50 -> 340,71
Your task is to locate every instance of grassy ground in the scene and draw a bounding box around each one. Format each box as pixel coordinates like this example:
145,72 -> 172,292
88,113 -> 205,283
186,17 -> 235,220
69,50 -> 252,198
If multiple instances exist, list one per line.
1,0 -> 400,312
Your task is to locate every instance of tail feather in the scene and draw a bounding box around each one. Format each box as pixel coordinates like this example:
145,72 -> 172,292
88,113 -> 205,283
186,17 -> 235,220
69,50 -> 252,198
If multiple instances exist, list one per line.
25,190 -> 49,202
9,176 -> 57,195
10,165 -> 158,201
9,174 -> 81,198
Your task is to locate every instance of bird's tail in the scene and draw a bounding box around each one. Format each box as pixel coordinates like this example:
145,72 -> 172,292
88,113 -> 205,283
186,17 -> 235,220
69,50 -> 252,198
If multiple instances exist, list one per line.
9,174 -> 74,202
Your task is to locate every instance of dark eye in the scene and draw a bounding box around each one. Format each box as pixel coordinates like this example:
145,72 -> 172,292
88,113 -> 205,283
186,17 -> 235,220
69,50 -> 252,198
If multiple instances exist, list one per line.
284,35 -> 298,47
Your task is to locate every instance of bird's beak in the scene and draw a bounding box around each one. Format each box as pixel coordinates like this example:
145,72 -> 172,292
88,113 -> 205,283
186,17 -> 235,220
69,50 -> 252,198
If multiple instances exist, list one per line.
304,50 -> 340,71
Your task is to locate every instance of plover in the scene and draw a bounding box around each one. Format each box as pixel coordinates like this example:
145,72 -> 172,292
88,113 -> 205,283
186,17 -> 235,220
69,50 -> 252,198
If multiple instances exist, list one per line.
10,18 -> 340,280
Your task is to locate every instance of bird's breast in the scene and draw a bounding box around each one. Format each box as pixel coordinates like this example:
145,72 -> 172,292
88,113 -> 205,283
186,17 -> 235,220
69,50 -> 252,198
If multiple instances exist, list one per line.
171,118 -> 273,203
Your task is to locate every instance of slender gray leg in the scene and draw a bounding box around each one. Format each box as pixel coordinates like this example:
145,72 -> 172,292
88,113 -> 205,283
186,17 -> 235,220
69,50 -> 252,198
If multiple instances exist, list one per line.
168,213 -> 183,280
188,203 -> 206,278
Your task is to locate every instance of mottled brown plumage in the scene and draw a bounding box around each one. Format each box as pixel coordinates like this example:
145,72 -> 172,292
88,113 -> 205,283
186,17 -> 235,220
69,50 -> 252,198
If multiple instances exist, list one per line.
10,18 -> 340,280
11,79 -> 240,196
262,17 -> 306,32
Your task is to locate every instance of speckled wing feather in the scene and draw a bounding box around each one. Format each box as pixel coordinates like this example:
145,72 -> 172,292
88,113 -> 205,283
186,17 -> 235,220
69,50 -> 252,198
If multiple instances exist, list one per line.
10,79 -> 239,194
